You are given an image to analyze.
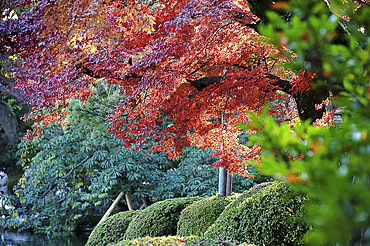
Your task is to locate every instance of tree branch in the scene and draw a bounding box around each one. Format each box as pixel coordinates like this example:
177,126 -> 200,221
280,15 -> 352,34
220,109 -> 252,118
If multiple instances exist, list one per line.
186,76 -> 224,91
77,64 -> 141,84
38,155 -> 92,198
79,61 -> 326,121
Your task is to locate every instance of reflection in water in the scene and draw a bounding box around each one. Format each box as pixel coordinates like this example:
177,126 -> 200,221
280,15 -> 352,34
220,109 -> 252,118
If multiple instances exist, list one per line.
0,230 -> 89,246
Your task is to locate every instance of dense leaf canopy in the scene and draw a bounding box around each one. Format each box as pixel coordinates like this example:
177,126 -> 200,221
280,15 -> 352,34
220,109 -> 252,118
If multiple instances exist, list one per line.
0,0 -> 321,176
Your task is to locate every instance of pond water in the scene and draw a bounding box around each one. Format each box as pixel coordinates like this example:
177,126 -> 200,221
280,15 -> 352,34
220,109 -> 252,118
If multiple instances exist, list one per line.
0,230 -> 90,246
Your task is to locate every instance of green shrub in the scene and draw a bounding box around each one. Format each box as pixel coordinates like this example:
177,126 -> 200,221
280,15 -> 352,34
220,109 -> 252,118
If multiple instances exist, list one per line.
113,235 -> 256,245
177,195 -> 236,236
85,210 -> 138,246
230,182 -> 273,209
205,182 -> 308,245
124,197 -> 201,240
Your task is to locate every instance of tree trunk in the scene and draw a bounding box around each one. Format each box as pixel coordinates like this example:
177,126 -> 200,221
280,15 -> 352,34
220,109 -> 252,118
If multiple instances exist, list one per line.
226,171 -> 232,196
219,167 -> 232,196
0,100 -> 19,143
219,114 -> 233,196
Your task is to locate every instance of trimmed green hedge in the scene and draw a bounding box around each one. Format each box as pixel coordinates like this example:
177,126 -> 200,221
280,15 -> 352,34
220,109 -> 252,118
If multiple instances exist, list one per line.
177,195 -> 236,236
231,182 -> 273,207
114,235 -> 257,245
205,182 -> 308,245
85,210 -> 138,246
124,197 -> 202,240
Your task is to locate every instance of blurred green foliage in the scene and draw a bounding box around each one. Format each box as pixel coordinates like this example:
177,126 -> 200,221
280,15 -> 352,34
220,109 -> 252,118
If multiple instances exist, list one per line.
248,104 -> 370,245
244,0 -> 370,244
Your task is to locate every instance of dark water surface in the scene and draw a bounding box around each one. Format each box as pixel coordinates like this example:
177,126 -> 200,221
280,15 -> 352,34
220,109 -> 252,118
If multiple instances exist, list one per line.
0,230 -> 90,246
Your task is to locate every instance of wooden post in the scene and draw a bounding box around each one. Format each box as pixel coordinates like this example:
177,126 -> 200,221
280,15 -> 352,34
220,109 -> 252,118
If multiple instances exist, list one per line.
125,193 -> 133,211
97,192 -> 124,226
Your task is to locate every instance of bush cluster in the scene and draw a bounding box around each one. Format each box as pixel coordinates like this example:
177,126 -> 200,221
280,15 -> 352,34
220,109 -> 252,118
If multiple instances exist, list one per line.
177,195 -> 236,237
114,235 -> 256,246
88,182 -> 308,245
205,182 -> 308,245
85,210 -> 138,246
124,197 -> 202,240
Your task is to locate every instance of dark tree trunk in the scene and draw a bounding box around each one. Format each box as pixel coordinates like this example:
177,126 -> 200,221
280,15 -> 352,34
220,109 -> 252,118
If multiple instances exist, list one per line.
219,167 -> 232,196
0,100 -> 19,143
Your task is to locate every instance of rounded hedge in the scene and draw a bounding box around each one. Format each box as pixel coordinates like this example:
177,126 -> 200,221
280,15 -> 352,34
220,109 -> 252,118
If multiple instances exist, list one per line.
231,182 -> 273,207
205,182 -> 308,245
177,195 -> 236,236
124,197 -> 202,240
85,210 -> 138,246
114,235 -> 257,246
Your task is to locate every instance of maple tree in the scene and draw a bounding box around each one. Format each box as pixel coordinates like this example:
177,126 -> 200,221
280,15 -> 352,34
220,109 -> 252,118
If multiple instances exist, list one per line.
0,0 -> 331,179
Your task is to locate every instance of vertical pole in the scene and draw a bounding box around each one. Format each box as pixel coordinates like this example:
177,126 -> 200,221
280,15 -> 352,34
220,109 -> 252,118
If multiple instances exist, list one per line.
219,167 -> 227,196
226,170 -> 232,196
218,114 -> 233,196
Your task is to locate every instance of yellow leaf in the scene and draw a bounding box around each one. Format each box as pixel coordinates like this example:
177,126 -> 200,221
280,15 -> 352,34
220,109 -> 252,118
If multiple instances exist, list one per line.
150,17 -> 156,25
90,47 -> 97,53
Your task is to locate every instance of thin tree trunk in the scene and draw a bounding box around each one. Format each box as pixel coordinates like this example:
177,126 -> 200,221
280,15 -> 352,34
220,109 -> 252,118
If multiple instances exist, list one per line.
219,167 -> 227,196
219,167 -> 232,196
218,114 -> 233,196
226,171 -> 232,196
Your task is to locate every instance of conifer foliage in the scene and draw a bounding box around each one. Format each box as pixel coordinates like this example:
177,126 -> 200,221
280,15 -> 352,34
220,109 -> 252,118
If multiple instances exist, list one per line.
0,0 -> 318,176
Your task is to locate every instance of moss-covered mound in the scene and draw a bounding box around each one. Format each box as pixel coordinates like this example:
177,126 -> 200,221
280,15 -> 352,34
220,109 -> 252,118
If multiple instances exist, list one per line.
205,182 -> 308,245
114,235 -> 256,245
177,195 -> 236,236
124,197 -> 201,240
85,210 -> 138,246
